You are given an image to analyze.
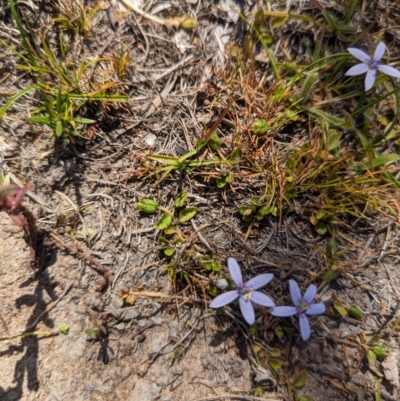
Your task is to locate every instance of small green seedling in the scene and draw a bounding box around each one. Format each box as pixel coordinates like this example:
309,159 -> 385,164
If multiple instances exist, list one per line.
200,256 -> 221,272
239,196 -> 278,222
136,198 -> 159,214
86,314 -> 108,340
154,191 -> 198,257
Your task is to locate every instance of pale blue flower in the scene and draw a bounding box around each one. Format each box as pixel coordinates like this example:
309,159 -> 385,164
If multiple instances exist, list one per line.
210,258 -> 275,325
270,280 -> 325,341
345,42 -> 400,91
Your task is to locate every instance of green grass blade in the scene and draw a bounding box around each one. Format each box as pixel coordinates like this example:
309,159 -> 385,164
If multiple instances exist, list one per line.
67,94 -> 130,101
363,154 -> 400,170
27,115 -> 51,124
301,106 -> 346,127
147,155 -> 181,167
0,84 -> 38,119
300,73 -> 318,103
344,0 -> 358,24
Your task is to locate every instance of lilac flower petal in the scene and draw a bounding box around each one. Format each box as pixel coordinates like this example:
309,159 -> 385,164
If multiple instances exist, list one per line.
302,284 -> 317,304
365,69 -> 376,91
345,63 -> 369,76
269,306 -> 297,317
373,42 -> 386,62
227,258 -> 243,287
289,280 -> 302,305
299,313 -> 311,341
239,297 -> 255,325
209,290 -> 239,308
306,303 -> 326,315
246,273 -> 274,290
377,64 -> 400,78
251,291 -> 275,307
347,48 -> 371,63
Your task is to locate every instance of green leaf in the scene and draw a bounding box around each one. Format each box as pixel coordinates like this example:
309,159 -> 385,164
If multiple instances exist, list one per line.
136,199 -> 159,214
300,73 -> 318,103
158,236 -> 170,246
147,154 -> 181,167
284,187 -> 298,199
174,191 -> 188,208
348,306 -> 364,319
229,147 -> 242,160
208,133 -> 221,150
260,34 -> 273,46
292,370 -> 308,388
202,259 -> 220,272
58,324 -> 70,335
73,117 -> 97,124
239,205 -> 253,217
299,396 -> 315,401
333,304 -> 347,316
55,120 -> 63,137
372,344 -> 390,358
178,207 -> 197,222
27,115 -> 51,124
314,220 -> 327,235
302,106 -> 346,127
271,16 -> 287,29
328,130 -> 340,151
269,348 -> 281,358
68,93 -> 129,101
217,175 -> 231,188
164,226 -> 176,235
363,154 -> 400,170
327,238 -> 336,255
206,284 -> 218,297
164,247 -> 175,256
155,213 -> 172,230
86,326 -> 100,339
268,359 -> 282,371
56,86 -> 62,114
252,119 -> 269,135
370,335 -> 380,345
322,9 -> 338,30
323,269 -> 338,282
375,379 -> 382,401
367,349 -> 376,364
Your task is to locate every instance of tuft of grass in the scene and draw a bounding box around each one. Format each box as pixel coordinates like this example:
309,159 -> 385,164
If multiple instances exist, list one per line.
0,0 -> 129,142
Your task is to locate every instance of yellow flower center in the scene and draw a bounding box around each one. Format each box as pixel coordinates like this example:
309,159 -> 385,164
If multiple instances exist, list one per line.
241,287 -> 253,301
297,299 -> 309,313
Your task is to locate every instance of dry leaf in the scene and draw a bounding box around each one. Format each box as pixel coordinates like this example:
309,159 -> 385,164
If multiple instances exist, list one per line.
120,288 -> 137,304
382,352 -> 399,387
120,288 -> 170,305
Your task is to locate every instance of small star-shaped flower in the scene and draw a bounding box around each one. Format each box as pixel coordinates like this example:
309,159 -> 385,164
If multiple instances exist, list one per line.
210,258 -> 275,325
270,280 -> 325,341
345,42 -> 400,91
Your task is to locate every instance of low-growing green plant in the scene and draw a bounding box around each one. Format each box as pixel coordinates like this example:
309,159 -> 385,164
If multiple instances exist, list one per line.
154,191 -> 198,258
86,313 -> 108,340
0,0 -> 128,142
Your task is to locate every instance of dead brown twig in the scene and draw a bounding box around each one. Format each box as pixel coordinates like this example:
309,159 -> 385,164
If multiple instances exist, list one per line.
49,230 -> 111,292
